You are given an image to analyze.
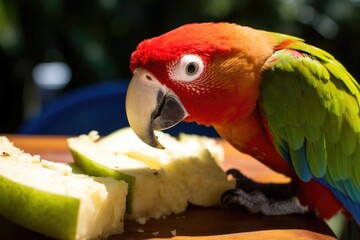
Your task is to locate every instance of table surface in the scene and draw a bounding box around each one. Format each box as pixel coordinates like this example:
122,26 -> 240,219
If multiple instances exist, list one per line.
2,135 -> 336,240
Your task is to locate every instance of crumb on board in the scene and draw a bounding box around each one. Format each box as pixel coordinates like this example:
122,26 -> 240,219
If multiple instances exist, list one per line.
137,229 -> 144,233
171,229 -> 177,236
136,217 -> 147,225
152,231 -> 160,236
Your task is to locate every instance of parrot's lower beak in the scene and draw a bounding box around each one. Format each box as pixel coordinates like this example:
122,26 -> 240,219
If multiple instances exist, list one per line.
125,68 -> 188,149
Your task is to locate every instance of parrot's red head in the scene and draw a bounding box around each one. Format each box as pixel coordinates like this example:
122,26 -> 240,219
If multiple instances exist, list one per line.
126,22 -> 275,148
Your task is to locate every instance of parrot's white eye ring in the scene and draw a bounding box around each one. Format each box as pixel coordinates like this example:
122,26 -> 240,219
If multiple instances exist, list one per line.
168,54 -> 204,82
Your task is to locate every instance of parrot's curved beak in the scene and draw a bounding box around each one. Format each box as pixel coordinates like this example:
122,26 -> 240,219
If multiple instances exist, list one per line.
125,68 -> 188,149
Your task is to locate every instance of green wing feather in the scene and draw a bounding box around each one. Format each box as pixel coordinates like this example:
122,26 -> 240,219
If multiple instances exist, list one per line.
260,34 -> 360,206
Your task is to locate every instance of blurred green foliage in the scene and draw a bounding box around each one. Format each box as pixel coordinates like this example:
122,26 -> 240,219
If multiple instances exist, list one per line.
0,0 -> 360,133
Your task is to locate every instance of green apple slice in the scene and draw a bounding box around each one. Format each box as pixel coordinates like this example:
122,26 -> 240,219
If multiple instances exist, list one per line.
67,132 -> 188,221
99,127 -> 235,206
0,136 -> 127,240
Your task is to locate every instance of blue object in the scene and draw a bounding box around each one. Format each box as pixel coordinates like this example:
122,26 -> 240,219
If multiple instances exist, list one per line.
19,81 -> 219,137
19,81 -> 129,136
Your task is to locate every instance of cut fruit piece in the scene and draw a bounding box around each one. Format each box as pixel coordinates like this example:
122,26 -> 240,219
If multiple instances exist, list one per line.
67,132 -> 189,221
99,127 -> 225,167
0,136 -> 127,240
99,127 -> 235,206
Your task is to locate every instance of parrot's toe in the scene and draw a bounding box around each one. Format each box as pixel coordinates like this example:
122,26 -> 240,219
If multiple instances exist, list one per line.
221,188 -> 308,215
226,169 -> 296,199
222,169 -> 308,216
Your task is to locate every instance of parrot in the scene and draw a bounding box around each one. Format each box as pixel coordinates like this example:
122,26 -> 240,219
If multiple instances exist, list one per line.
125,22 -> 360,225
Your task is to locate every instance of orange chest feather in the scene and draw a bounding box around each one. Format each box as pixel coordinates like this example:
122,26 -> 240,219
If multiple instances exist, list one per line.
214,110 -> 294,177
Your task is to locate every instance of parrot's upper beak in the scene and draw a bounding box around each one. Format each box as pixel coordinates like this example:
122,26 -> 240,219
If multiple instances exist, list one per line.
125,68 -> 188,149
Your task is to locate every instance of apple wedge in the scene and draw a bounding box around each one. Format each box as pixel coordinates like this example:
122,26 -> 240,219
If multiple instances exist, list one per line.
0,136 -> 128,240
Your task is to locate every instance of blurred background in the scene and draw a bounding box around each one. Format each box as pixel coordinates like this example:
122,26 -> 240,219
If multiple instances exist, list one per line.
1,0 -> 360,134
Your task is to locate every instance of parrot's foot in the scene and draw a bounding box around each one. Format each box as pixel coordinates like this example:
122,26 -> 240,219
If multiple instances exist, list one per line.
221,188 -> 308,215
221,169 -> 308,216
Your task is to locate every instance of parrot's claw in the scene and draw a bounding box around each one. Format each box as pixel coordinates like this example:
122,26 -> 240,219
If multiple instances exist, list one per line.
221,188 -> 308,215
222,169 -> 308,216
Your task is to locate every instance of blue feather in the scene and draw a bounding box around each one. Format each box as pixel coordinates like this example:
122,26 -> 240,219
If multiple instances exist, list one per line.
278,140 -> 312,182
289,146 -> 312,182
277,139 -> 291,163
317,178 -> 360,225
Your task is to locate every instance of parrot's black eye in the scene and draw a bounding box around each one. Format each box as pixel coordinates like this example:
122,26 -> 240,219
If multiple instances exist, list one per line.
168,54 -> 204,82
185,62 -> 198,75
